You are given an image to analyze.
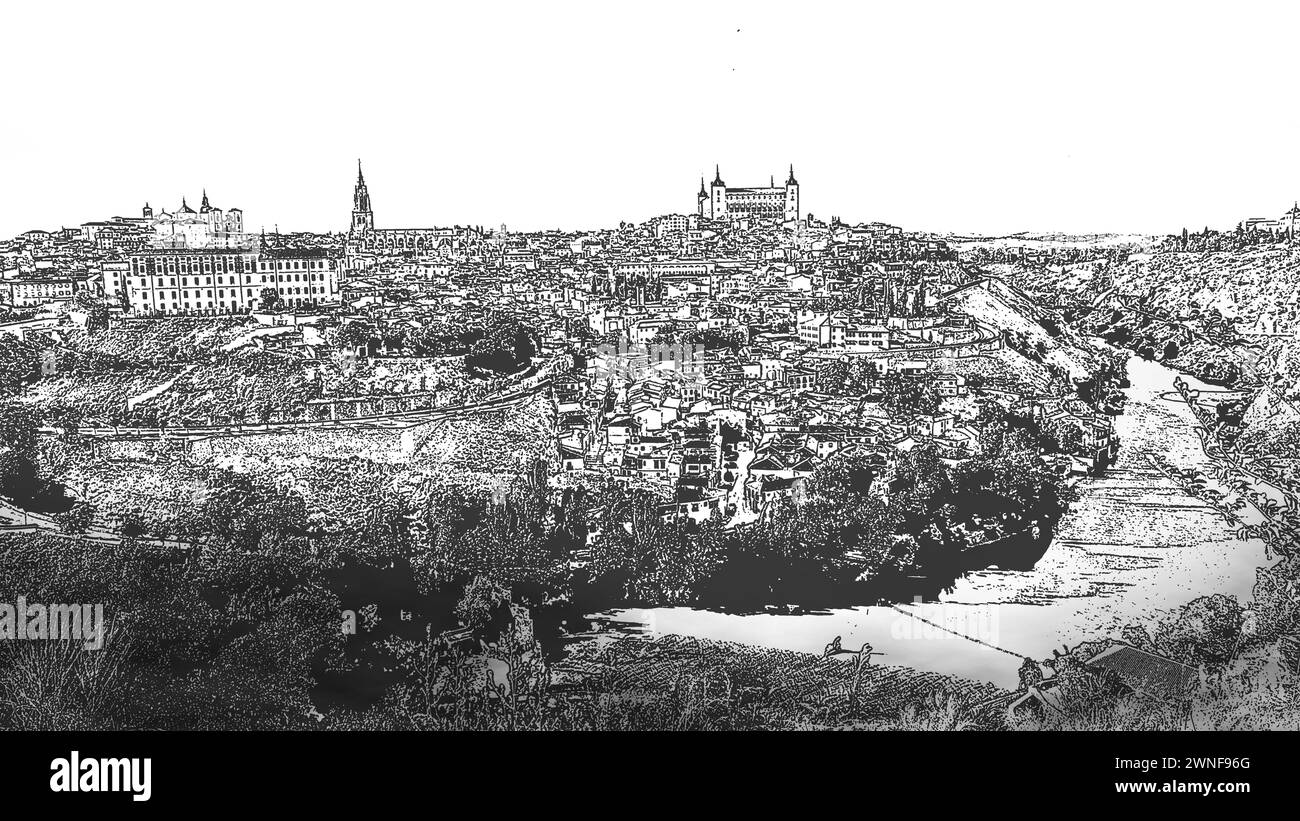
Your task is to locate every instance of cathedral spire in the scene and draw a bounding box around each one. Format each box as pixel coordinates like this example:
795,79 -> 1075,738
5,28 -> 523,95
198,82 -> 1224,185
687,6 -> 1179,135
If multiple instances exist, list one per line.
351,159 -> 374,237
787,164 -> 798,185
712,164 -> 724,186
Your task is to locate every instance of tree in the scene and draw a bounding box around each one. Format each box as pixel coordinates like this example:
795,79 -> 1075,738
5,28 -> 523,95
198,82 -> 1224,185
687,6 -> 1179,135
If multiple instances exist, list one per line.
1120,623 -> 1155,652
0,404 -> 43,503
879,371 -> 940,416
335,321 -> 375,356
0,448 -> 41,502
55,501 -> 94,534
0,403 -> 40,452
1047,422 -> 1085,456
119,511 -> 147,538
818,359 -> 849,392
0,336 -> 40,396
586,481 -> 722,605
259,288 -> 283,312
465,315 -> 538,375
1018,657 -> 1044,690
455,576 -> 513,643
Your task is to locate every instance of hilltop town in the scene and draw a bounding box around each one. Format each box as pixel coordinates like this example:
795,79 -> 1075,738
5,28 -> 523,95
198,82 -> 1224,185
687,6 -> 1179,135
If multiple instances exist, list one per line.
9,2 -> 1300,807
0,162 -> 1124,559
10,162 -> 1283,733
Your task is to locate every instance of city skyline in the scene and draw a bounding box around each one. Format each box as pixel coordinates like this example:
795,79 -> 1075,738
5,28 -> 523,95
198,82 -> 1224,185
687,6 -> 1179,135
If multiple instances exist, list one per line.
4,1 -> 1300,239
14,152 -> 1300,242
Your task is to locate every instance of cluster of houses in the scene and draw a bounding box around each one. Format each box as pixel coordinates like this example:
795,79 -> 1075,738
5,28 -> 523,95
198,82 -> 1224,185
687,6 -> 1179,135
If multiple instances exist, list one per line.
3,181 -> 1122,532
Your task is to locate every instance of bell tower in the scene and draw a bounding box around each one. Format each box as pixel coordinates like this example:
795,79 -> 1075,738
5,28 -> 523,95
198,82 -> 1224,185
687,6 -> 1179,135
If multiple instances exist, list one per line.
350,159 -> 374,237
784,164 -> 800,223
709,165 -> 727,219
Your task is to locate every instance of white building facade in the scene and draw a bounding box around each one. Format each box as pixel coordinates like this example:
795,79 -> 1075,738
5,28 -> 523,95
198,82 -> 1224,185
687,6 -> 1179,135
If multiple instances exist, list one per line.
117,248 -> 340,315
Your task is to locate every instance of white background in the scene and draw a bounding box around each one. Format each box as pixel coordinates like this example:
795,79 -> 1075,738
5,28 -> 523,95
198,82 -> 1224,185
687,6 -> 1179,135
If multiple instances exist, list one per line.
2,0 -> 1297,238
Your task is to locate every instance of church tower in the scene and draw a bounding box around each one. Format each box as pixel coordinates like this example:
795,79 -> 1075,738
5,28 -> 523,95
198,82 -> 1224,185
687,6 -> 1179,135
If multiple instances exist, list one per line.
696,176 -> 708,217
350,159 -> 374,237
709,165 -> 727,219
784,164 -> 800,223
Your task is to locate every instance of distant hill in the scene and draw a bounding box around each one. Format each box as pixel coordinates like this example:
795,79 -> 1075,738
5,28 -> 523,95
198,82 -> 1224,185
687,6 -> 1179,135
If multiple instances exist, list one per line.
945,233 -> 1159,252
989,243 -> 1300,461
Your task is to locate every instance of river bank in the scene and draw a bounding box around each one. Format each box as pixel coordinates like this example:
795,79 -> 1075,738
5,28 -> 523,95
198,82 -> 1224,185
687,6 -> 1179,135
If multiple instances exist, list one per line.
567,354 -> 1273,690
550,634 -> 1011,729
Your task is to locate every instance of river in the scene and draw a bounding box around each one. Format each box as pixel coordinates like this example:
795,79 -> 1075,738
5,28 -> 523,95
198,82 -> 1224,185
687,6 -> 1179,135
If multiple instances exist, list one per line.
573,354 -> 1272,689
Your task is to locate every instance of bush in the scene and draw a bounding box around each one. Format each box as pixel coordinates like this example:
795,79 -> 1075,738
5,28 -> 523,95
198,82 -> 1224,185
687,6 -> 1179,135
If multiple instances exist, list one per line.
1249,567 -> 1299,643
1154,594 -> 1244,668
54,501 -> 94,534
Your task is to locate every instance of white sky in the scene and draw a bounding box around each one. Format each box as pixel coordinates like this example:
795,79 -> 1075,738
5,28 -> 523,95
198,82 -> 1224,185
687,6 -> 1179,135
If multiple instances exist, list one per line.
2,0 -> 1298,238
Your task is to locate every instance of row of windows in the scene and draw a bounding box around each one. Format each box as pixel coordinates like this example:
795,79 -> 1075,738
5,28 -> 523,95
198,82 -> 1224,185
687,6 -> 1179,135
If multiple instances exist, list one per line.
11,284 -> 72,292
140,285 -> 329,300
134,272 -> 332,287
131,257 -> 332,275
616,266 -> 712,276
258,260 -> 329,271
134,258 -> 251,275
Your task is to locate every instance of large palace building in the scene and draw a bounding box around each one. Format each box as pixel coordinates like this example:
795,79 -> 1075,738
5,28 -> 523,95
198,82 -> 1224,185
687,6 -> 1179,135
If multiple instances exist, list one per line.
113,247 -> 340,315
697,165 -> 800,224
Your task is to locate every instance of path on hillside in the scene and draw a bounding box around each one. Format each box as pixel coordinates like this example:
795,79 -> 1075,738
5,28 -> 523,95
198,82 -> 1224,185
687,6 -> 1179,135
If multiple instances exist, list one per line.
39,376 -> 555,442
